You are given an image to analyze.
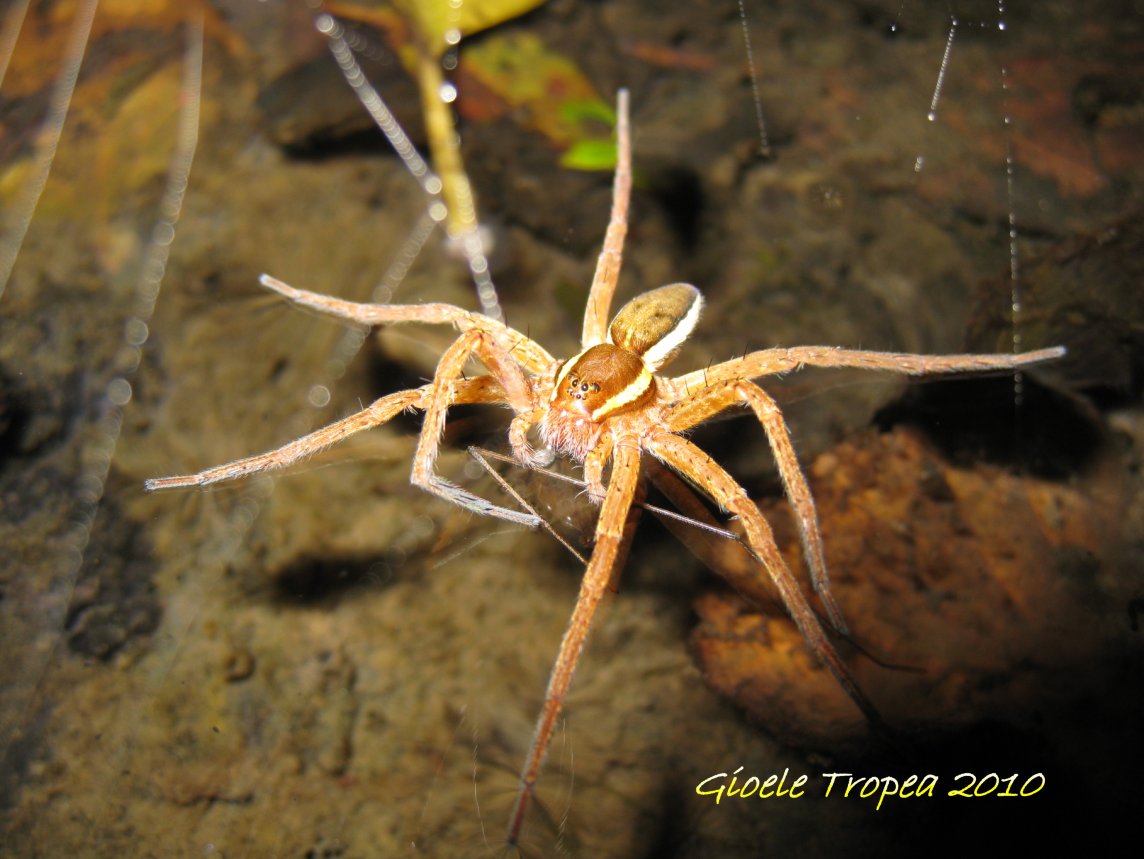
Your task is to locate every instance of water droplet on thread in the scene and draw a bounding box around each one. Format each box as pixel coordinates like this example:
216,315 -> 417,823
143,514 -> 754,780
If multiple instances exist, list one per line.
308,385 -> 331,408
107,378 -> 132,406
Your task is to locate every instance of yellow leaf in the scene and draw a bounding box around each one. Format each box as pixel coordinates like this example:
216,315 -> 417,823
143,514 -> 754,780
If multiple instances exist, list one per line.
391,0 -> 548,56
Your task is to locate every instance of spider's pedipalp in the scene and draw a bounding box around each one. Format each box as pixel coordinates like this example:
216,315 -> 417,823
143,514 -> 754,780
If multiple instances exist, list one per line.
509,406 -> 550,468
583,435 -> 615,503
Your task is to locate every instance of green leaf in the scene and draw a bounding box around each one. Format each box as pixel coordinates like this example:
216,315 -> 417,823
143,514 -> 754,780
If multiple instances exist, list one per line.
462,31 -> 613,154
559,138 -> 617,172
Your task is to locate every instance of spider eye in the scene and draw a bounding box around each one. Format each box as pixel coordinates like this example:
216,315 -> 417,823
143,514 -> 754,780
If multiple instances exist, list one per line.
565,374 -> 589,400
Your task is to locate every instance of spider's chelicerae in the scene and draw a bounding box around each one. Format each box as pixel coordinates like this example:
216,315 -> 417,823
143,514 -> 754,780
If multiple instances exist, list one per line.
147,90 -> 1064,845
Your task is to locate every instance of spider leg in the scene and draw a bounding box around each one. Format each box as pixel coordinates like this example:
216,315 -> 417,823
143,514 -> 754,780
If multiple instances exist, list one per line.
144,377 -> 503,491
580,89 -> 632,348
664,380 -> 847,633
645,457 -> 785,617
646,432 -> 883,729
260,274 -> 555,374
670,344 -> 1066,392
145,389 -> 421,490
261,272 -> 471,327
739,382 -> 844,630
506,441 -> 643,847
411,329 -> 544,527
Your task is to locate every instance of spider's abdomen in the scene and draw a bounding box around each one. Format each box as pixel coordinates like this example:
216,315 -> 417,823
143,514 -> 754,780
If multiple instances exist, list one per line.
540,343 -> 654,460
609,283 -> 702,371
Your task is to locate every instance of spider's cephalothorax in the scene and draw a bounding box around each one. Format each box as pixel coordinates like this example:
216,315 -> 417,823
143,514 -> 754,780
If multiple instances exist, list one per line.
146,90 -> 1065,847
541,283 -> 703,461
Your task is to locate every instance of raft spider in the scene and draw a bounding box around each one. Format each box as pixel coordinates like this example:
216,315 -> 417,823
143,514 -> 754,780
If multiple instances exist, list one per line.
146,90 -> 1064,846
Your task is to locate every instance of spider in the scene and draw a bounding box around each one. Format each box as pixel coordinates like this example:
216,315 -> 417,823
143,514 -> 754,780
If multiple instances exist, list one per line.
146,90 -> 1064,847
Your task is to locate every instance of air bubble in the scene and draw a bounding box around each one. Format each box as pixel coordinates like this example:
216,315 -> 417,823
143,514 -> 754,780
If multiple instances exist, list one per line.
125,318 -> 149,346
107,378 -> 133,406
308,384 -> 331,408
144,258 -> 166,282
77,474 -> 104,500
153,222 -> 175,246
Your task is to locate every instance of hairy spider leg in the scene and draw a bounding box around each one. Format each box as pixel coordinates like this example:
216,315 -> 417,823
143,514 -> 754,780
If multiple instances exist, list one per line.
144,377 -> 507,492
670,344 -> 1067,393
146,280 -> 560,523
580,89 -> 631,348
151,271 -> 562,525
643,457 -> 787,614
407,327 -> 542,526
505,441 -> 643,847
646,431 -> 884,728
259,273 -> 556,376
663,378 -> 845,632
